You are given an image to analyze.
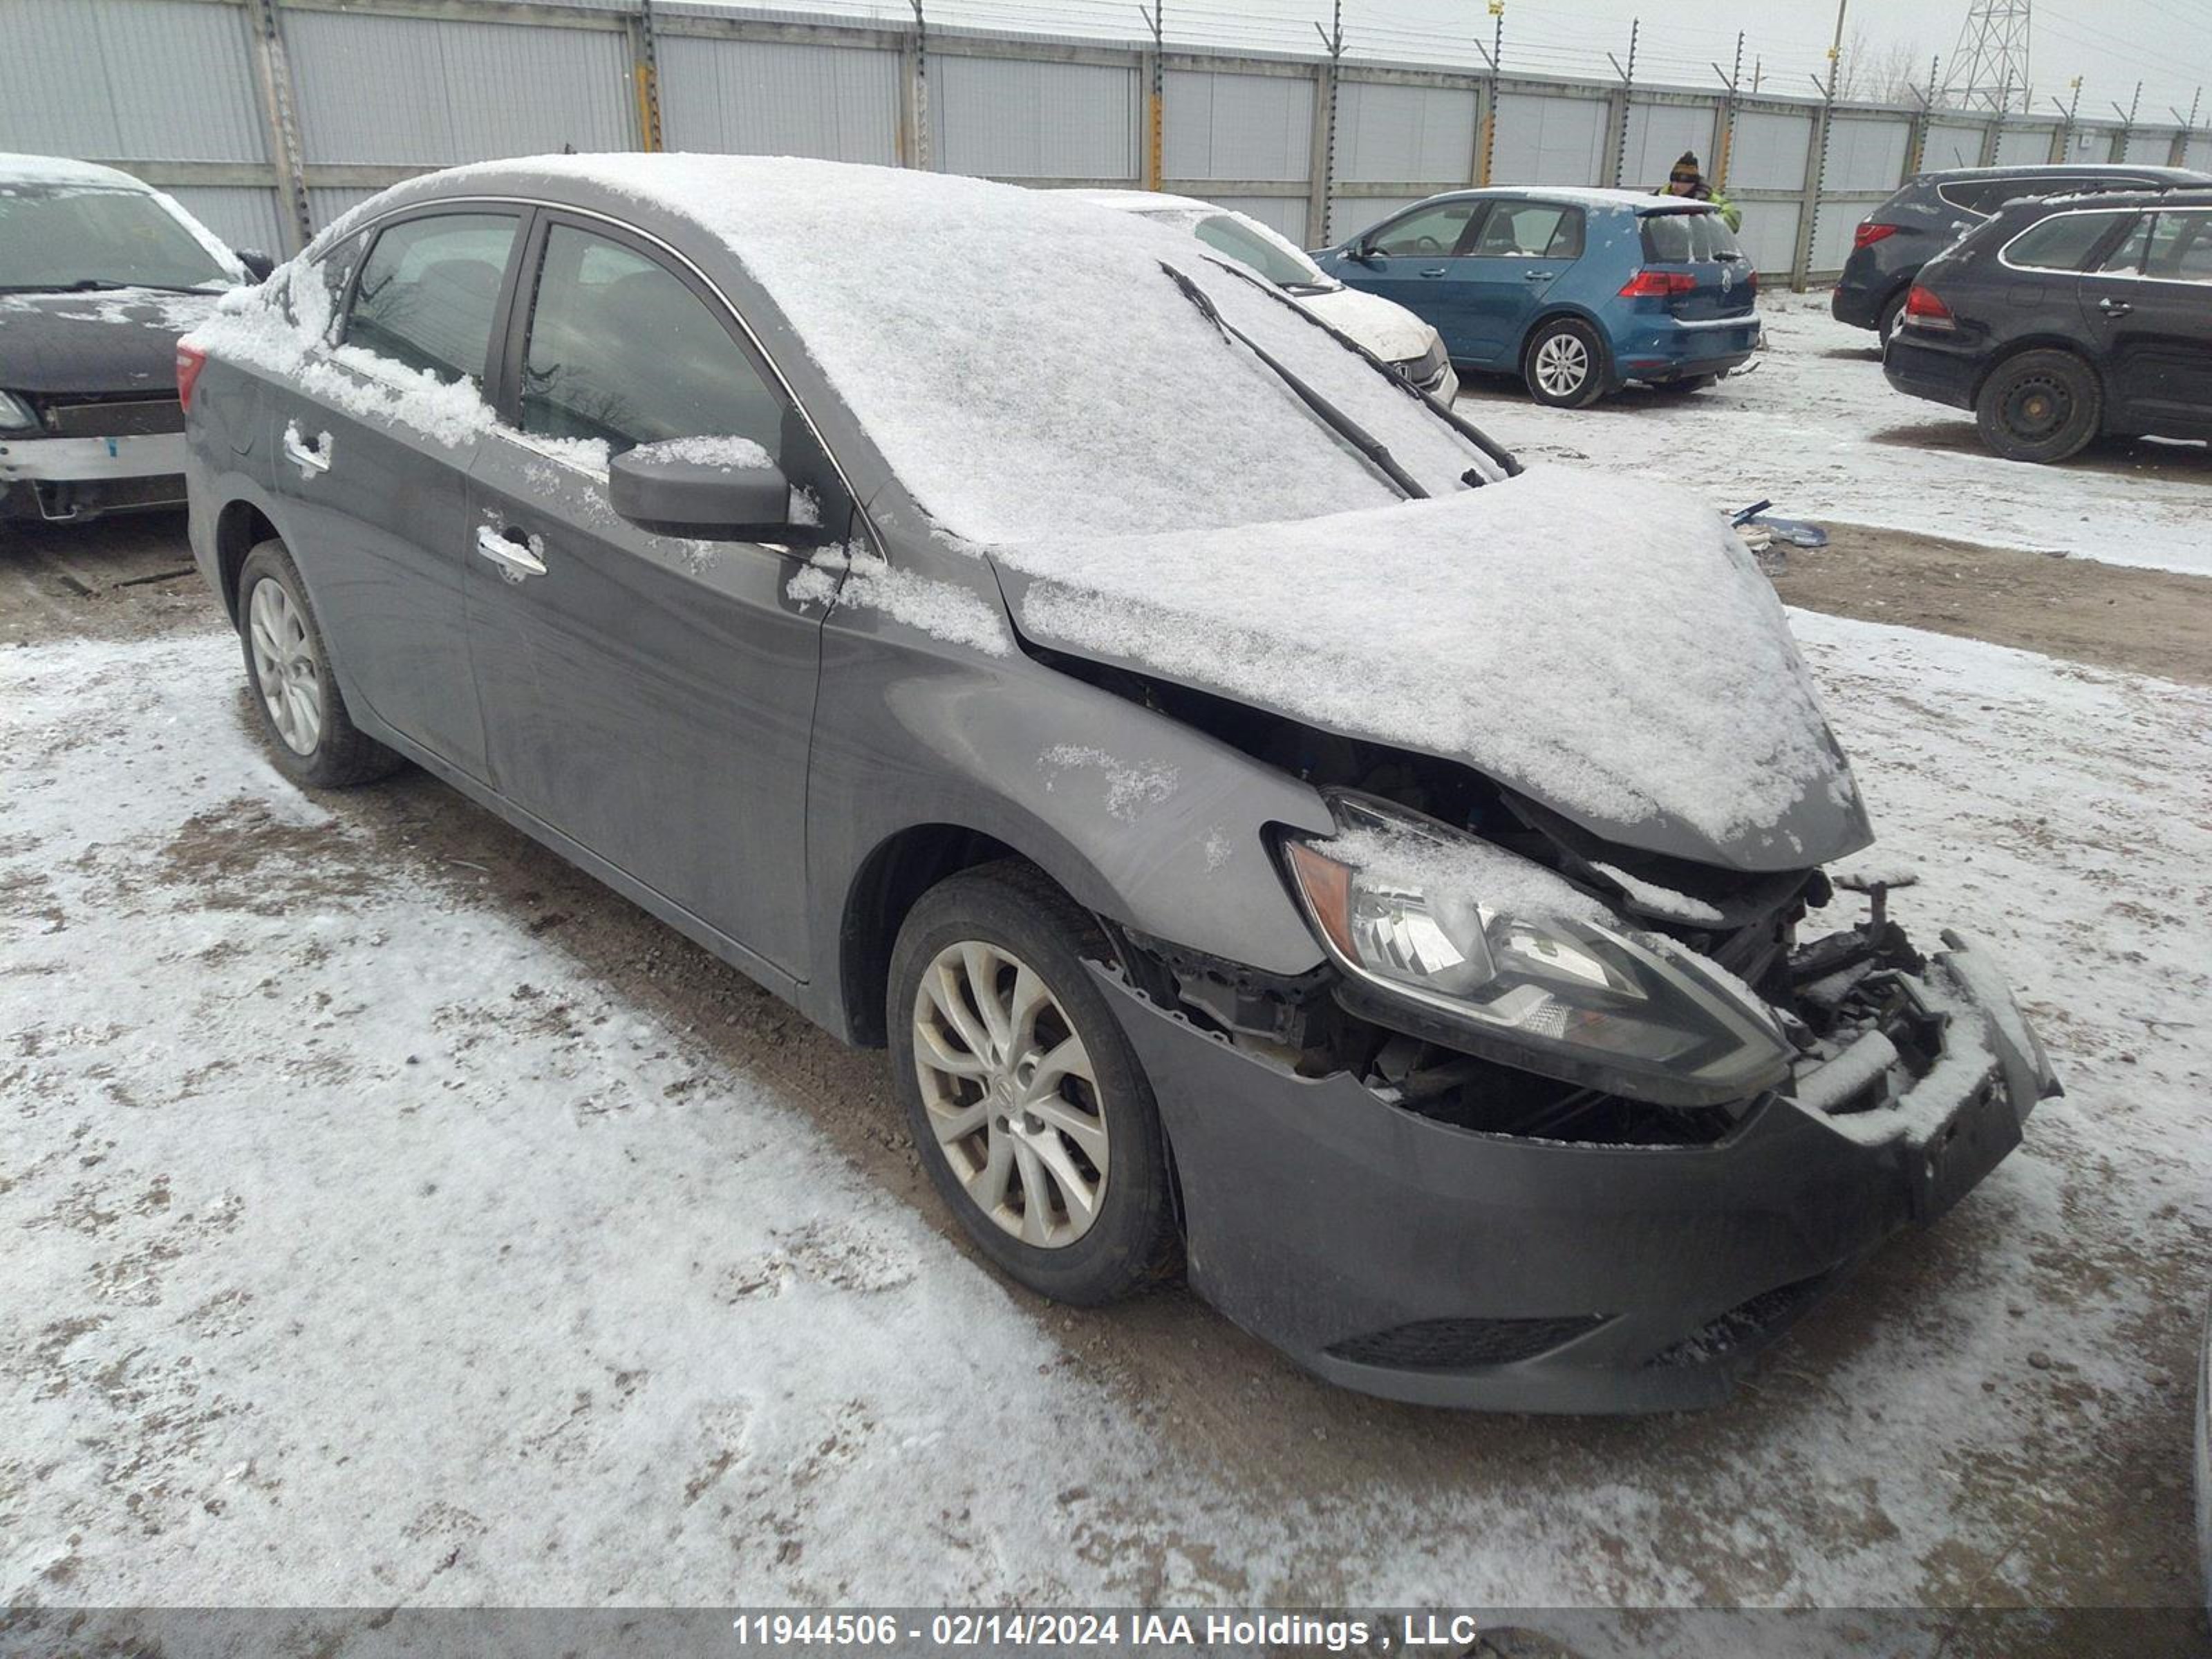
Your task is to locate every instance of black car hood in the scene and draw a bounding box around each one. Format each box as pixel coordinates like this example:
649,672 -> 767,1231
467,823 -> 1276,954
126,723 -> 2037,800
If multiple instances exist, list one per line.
0,288 -> 228,395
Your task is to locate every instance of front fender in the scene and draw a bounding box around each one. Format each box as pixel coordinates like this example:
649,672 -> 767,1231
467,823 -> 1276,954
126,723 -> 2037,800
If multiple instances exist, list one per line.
805,605 -> 1335,1031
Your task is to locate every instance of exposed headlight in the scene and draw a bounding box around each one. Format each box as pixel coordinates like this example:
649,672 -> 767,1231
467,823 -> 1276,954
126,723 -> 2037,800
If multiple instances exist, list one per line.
1396,337 -> 1449,386
1282,793 -> 1794,1107
0,390 -> 37,432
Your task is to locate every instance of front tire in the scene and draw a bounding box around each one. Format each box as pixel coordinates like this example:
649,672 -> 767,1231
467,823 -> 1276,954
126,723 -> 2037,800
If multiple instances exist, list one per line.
1523,317 -> 1607,409
237,539 -> 400,789
889,861 -> 1179,1306
1975,349 -> 2101,464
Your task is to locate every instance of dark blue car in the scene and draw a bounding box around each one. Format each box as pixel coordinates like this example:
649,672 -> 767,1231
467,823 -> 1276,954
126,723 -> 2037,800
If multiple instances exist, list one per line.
1313,187 -> 1761,408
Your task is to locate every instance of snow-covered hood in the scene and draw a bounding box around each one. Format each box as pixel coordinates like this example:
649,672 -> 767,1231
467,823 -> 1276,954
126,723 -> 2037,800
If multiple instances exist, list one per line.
0,288 -> 225,395
988,467 -> 1872,872
1295,284 -> 1440,366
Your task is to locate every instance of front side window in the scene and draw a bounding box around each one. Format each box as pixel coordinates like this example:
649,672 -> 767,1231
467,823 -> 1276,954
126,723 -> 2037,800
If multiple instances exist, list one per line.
2005,211 -> 2132,272
1471,203 -> 1583,260
0,183 -> 235,292
520,223 -> 785,456
344,212 -> 518,386
2144,211 -> 2212,283
1368,200 -> 1480,258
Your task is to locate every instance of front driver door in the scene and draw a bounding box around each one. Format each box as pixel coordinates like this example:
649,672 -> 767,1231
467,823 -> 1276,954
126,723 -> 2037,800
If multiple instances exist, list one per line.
465,214 -> 845,975
1340,198 -> 1488,359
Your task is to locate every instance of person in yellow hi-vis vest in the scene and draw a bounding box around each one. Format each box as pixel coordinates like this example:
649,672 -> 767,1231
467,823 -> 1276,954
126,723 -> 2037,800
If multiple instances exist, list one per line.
1656,150 -> 1741,232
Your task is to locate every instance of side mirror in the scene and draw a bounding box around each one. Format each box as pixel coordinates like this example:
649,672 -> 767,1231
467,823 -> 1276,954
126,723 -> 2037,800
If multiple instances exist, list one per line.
608,441 -> 791,541
236,249 -> 276,283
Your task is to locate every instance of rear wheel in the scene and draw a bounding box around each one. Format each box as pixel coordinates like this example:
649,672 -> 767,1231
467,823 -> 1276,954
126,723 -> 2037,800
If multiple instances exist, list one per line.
236,539 -> 401,789
888,861 -> 1179,1305
1523,317 -> 1607,409
1974,349 -> 2101,464
1876,292 -> 1906,350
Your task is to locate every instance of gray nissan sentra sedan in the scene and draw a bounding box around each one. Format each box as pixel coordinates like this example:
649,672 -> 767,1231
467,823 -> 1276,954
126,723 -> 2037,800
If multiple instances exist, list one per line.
180,154 -> 2058,1413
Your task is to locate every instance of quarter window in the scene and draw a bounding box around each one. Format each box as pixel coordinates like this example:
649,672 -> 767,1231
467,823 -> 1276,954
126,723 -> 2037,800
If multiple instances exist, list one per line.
2004,212 -> 2130,272
2144,211 -> 2212,283
345,213 -> 518,386
520,223 -> 785,456
1368,200 -> 1480,258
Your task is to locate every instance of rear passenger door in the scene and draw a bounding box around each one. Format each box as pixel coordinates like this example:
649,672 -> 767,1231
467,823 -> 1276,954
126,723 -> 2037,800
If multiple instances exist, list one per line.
269,207 -> 523,781
465,214 -> 844,973
2078,209 -> 2212,431
1455,200 -> 1584,361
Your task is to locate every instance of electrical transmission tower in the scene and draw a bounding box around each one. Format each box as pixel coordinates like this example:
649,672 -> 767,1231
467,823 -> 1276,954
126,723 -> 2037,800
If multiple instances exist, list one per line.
1939,1 -> 2032,112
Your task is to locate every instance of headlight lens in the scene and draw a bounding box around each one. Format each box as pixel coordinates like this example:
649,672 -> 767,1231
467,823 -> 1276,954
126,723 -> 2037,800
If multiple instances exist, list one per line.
0,390 -> 38,432
1283,793 -> 1793,1107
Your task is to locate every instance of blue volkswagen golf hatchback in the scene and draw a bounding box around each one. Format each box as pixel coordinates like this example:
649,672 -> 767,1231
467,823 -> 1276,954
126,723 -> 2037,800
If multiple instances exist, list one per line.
1313,187 -> 1760,408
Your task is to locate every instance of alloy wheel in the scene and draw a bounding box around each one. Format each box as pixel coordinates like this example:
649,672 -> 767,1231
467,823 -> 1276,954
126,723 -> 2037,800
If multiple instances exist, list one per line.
1533,332 -> 1590,397
247,577 -> 323,756
910,939 -> 1109,1248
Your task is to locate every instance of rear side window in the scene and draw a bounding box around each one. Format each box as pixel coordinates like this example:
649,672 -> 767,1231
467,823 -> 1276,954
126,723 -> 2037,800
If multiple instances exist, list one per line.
1367,200 -> 1480,257
519,223 -> 785,456
2004,211 -> 2133,272
1470,203 -> 1584,260
2144,211 -> 2212,283
345,212 -> 518,386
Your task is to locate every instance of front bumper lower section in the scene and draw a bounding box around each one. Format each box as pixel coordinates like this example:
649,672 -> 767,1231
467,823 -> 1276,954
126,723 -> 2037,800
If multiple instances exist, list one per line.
0,433 -> 189,521
1099,933 -> 2048,1413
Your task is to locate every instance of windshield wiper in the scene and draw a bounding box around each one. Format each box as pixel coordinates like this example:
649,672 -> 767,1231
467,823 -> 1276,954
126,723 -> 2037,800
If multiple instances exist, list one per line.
0,279 -> 218,295
1156,259 -> 1427,500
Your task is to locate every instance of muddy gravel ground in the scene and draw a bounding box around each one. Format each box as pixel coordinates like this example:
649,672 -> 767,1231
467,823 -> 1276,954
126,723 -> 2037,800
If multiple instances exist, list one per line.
4,512 -> 2210,1657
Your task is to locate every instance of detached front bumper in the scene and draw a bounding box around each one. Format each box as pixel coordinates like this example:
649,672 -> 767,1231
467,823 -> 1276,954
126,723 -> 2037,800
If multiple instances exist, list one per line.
1102,934 -> 2048,1413
0,433 -> 189,521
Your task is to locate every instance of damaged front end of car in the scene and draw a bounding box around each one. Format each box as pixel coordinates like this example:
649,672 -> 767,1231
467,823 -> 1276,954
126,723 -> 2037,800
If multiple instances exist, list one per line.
1080,718 -> 2057,1412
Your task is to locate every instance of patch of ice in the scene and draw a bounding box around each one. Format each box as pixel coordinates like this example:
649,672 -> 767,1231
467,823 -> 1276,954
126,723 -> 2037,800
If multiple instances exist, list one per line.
1792,1030 -> 1901,1117
787,547 -> 1011,657
636,434 -> 774,471
1590,861 -> 1727,926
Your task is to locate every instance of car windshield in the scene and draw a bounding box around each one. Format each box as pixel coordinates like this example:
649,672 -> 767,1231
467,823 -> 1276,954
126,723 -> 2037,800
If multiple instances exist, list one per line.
1190,213 -> 1331,291
520,157 -> 1502,545
0,182 -> 235,292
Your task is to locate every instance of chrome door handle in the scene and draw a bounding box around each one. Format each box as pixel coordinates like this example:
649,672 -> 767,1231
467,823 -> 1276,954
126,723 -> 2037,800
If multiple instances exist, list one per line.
474,525 -> 546,579
2098,296 -> 2131,315
1418,266 -> 1449,277
1524,270 -> 1555,281
281,424 -> 330,475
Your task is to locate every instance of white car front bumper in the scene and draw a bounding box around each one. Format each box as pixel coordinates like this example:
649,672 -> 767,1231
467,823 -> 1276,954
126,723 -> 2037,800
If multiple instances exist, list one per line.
0,431 -> 188,484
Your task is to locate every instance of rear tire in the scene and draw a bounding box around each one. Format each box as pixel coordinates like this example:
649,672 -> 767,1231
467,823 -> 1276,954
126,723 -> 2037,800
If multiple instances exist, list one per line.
1522,317 -> 1607,409
236,539 -> 401,789
1876,292 -> 1906,350
1974,349 -> 2101,464
888,860 -> 1180,1306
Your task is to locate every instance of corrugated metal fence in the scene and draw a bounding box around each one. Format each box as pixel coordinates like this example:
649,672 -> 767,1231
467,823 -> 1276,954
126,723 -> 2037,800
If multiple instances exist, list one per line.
6,0 -> 2209,286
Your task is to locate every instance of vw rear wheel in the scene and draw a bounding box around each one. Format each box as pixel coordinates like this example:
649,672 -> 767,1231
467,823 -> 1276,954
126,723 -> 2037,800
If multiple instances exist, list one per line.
889,861 -> 1179,1304
1524,318 -> 1606,409
1975,349 -> 2101,464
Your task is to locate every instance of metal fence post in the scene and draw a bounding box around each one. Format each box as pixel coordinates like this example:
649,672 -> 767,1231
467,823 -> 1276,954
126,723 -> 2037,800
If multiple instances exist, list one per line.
630,0 -> 664,153
1140,4 -> 1164,190
1306,3 -> 1341,246
903,1 -> 932,171
1790,94 -> 1831,291
244,0 -> 313,253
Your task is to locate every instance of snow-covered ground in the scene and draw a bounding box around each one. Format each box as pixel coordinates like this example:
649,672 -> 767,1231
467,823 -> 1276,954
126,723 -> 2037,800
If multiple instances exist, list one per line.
1455,293 -> 2212,579
4,618 -> 2206,1616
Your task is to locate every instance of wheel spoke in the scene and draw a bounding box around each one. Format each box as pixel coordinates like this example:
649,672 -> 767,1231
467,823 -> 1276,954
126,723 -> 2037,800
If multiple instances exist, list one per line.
1031,1132 -> 1100,1223
967,1127 -> 1014,1212
925,962 -> 994,1062
1006,964 -> 1052,1056
1022,1035 -> 1094,1101
1028,1096 -> 1108,1166
1011,1140 -> 1053,1244
929,1098 -> 990,1145
917,1020 -> 991,1080
960,941 -> 1013,1054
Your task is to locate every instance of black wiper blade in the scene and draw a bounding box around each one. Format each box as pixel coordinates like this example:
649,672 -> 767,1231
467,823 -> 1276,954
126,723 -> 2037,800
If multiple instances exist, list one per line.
1156,259 -> 1427,500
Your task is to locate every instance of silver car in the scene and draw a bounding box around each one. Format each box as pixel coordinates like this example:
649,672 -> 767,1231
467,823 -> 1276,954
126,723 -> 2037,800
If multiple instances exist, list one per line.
181,155 -> 2056,1413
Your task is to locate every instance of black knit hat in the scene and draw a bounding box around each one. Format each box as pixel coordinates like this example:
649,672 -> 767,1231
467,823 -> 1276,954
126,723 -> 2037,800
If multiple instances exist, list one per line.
1669,151 -> 1702,182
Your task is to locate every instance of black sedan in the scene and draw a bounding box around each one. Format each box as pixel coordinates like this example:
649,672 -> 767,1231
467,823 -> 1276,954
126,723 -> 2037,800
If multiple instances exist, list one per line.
1884,187 -> 2212,463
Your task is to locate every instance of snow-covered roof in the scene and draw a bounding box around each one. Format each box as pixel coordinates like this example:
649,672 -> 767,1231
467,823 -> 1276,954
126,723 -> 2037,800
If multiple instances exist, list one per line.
424,153 -> 1499,545
0,153 -> 147,190
1053,187 -> 1216,216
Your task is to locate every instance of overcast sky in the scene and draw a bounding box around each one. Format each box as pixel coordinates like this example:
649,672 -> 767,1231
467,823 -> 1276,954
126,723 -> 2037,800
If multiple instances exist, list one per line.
818,0 -> 2212,121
